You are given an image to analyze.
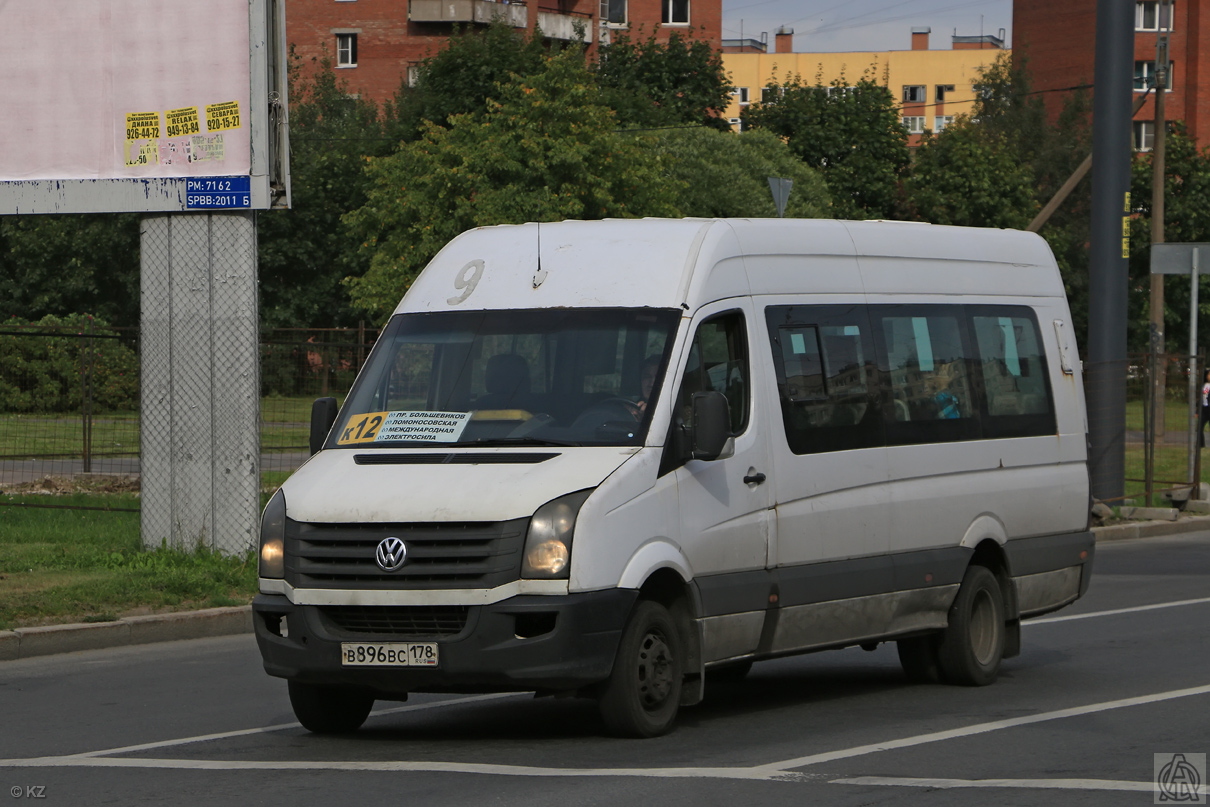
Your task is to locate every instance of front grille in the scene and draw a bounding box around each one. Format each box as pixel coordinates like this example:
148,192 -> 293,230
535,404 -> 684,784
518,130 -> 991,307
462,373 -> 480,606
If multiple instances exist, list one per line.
284,517 -> 528,590
319,605 -> 470,638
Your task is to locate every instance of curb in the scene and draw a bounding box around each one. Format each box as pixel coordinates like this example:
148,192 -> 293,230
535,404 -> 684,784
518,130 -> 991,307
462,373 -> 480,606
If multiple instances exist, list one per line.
0,605 -> 253,662
4,516 -> 1210,662
1093,513 -> 1210,542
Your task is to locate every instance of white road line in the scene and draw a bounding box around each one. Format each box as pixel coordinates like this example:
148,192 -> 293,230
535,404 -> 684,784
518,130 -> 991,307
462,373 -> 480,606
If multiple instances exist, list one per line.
0,757 -> 777,780
752,683 -> 1210,774
3,684 -> 1208,783
64,693 -> 525,759
1028,596 -> 1210,625
833,776 -> 1203,794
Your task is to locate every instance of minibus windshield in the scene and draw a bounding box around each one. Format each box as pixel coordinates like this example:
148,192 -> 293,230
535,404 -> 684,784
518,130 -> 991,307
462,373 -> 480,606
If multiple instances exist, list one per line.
329,308 -> 681,449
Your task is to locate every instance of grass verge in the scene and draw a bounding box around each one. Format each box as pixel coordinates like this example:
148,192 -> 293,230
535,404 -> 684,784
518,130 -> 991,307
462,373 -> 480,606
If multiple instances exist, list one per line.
0,491 -> 257,631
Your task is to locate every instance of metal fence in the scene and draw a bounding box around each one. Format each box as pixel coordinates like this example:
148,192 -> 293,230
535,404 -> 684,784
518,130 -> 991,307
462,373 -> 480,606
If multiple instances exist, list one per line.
4,330 -> 1208,508
0,323 -> 377,506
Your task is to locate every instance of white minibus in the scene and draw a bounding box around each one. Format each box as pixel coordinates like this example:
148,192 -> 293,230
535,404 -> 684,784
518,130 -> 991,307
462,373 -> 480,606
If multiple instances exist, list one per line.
254,218 -> 1093,737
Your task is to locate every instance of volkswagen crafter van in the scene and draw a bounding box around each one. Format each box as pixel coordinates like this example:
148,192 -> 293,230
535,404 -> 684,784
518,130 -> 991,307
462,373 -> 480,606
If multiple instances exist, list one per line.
254,218 -> 1093,737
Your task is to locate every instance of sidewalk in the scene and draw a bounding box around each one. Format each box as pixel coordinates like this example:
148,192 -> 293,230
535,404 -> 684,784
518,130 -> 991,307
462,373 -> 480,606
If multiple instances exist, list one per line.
3,515 -> 1209,662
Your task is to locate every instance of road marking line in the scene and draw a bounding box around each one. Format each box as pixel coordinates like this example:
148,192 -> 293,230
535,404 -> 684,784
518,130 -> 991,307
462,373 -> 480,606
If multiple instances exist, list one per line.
1027,596 -> 1210,625
752,682 -> 1210,773
0,757 -> 778,780
64,693 -> 525,759
833,776 -> 1204,794
3,684 -> 1208,783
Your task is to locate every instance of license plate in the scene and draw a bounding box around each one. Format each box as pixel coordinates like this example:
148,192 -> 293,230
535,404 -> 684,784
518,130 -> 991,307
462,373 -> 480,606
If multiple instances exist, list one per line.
340,642 -> 439,667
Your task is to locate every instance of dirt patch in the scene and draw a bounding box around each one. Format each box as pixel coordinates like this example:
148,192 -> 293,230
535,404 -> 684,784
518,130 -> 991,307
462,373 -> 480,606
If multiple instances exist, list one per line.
1,475 -> 141,495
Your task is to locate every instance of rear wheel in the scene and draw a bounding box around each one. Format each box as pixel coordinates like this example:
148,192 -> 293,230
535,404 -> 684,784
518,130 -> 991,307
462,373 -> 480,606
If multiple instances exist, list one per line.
598,600 -> 684,738
288,681 -> 375,734
936,565 -> 1005,686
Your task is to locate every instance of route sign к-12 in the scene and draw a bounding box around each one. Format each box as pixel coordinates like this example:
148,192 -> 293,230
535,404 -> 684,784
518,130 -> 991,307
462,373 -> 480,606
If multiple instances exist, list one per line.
186,177 -> 252,209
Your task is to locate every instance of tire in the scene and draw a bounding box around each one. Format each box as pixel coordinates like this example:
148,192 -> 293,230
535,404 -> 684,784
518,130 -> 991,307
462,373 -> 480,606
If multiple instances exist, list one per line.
896,635 -> 941,684
936,565 -> 1005,686
598,600 -> 684,738
288,681 -> 375,734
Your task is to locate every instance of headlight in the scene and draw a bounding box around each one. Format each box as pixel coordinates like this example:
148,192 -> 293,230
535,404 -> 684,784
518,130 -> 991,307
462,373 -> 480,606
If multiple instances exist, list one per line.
522,489 -> 593,579
259,489 -> 286,579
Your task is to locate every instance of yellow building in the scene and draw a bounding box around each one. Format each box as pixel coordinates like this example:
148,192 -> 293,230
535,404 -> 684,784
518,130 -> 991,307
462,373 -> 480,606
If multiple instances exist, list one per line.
721,28 -> 1008,144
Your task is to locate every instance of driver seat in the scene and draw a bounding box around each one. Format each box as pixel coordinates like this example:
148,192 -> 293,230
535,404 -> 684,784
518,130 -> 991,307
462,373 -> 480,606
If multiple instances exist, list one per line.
478,353 -> 531,410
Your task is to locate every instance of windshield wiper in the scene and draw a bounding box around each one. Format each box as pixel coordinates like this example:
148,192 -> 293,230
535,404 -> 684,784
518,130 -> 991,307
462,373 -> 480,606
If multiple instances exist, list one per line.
461,437 -> 583,448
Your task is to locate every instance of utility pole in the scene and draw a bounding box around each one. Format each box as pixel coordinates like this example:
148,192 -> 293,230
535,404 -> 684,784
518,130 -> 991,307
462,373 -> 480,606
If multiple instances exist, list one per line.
1087,0 -> 1136,502
1150,0 -> 1171,439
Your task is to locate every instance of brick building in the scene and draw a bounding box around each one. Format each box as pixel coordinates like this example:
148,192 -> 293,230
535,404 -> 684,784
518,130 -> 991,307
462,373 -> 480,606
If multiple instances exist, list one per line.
722,27 -> 1006,146
287,0 -> 722,104
1014,0 -> 1210,149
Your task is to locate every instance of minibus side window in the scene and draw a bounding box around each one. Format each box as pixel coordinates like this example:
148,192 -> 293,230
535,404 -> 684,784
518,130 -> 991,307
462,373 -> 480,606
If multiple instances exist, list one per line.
874,306 -> 981,446
669,311 -> 749,461
970,307 -> 1056,438
764,305 -> 883,454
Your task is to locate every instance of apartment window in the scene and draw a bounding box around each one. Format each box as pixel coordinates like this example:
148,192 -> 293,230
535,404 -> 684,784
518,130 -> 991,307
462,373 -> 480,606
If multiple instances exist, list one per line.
934,115 -> 954,132
336,33 -> 358,67
732,87 -> 750,106
1134,120 -> 1155,151
1136,0 -> 1174,30
1134,60 -> 1173,91
407,65 -> 420,87
662,0 -> 689,24
761,86 -> 784,103
902,116 -> 925,134
728,118 -> 742,131
902,85 -> 926,103
935,84 -> 955,103
601,0 -> 627,25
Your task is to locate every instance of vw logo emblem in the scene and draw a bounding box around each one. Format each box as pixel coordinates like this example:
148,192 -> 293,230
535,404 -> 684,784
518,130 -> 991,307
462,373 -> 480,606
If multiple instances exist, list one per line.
375,537 -> 408,572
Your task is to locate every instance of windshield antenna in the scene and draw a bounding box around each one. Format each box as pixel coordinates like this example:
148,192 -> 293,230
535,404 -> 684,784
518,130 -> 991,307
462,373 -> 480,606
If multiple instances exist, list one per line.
533,220 -> 547,288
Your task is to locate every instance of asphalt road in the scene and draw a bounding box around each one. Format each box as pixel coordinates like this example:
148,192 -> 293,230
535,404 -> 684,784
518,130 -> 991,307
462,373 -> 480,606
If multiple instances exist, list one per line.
2,532 -> 1209,806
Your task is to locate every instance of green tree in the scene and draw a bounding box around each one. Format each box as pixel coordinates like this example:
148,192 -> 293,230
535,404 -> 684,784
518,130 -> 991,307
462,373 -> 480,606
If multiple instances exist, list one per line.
345,51 -> 681,319
595,32 -> 732,129
0,214 -> 141,329
391,22 -> 550,141
642,128 -> 830,217
903,122 -> 1036,229
257,54 -> 394,328
1129,122 -> 1210,352
742,75 -> 909,220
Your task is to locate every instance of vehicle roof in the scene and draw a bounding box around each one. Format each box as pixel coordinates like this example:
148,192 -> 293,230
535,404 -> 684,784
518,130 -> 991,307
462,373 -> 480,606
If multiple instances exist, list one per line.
393,218 -> 1065,316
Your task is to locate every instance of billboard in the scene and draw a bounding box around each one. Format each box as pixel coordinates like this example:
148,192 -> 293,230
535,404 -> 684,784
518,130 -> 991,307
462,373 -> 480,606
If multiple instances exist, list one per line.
0,0 -> 289,213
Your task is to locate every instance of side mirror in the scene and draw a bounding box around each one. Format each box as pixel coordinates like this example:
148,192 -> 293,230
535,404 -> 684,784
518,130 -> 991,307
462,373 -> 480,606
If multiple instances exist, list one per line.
690,391 -> 732,461
309,397 -> 339,455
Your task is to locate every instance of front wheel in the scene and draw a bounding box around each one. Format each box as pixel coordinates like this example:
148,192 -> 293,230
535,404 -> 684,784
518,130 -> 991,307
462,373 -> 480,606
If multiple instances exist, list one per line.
288,681 -> 375,734
936,565 -> 1005,686
597,600 -> 684,738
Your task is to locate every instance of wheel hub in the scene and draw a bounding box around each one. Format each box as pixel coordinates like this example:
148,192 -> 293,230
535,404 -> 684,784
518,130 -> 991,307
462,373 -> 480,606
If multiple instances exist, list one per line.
636,630 -> 674,709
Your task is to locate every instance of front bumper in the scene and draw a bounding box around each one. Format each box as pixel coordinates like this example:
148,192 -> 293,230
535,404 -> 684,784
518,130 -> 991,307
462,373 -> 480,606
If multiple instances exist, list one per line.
253,588 -> 638,698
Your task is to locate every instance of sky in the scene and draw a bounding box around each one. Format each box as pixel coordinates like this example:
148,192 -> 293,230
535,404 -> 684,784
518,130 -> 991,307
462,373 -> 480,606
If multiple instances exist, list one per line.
722,0 -> 1015,53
